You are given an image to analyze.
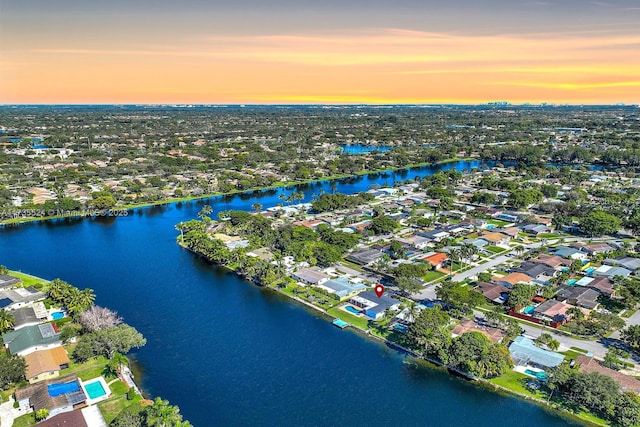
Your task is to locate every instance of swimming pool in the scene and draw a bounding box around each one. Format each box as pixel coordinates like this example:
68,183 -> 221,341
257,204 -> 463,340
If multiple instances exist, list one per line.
566,279 -> 577,286
48,381 -> 80,397
393,324 -> 408,333
585,267 -> 596,275
486,224 -> 495,229
344,306 -> 361,315
84,380 -> 107,399
524,369 -> 548,381
51,311 -> 64,320
523,305 -> 535,315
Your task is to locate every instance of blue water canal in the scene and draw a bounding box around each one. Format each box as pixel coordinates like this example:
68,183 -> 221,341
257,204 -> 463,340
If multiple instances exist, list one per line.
0,161 -> 577,426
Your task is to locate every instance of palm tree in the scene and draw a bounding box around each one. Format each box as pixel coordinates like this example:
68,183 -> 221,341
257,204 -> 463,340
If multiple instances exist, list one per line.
404,300 -> 421,324
197,205 -> 212,221
146,398 -> 183,427
449,248 -> 460,275
0,310 -> 15,333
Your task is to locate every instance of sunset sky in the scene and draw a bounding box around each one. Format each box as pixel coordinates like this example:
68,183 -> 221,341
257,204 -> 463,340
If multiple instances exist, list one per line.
1,0 -> 639,104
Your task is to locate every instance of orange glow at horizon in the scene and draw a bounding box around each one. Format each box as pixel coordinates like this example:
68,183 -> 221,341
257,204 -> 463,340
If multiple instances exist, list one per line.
1,29 -> 639,104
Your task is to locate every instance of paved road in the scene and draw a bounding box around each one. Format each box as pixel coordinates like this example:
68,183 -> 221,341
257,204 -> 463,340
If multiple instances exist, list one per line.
451,253 -> 512,283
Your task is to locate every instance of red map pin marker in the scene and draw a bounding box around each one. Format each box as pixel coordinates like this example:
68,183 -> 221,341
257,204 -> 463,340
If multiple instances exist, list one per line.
374,284 -> 385,298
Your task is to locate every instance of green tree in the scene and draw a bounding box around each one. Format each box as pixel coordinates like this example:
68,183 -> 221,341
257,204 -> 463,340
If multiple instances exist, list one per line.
396,276 -> 422,296
603,347 -> 630,371
0,309 -> 15,333
368,215 -> 399,235
580,210 -> 621,236
0,352 -> 26,390
35,408 -> 50,421
533,332 -> 560,351
622,325 -> 640,353
146,397 -> 192,427
442,331 -> 513,378
507,283 -> 536,309
0,265 -> 8,275
407,307 -> 451,356
73,324 -> 147,361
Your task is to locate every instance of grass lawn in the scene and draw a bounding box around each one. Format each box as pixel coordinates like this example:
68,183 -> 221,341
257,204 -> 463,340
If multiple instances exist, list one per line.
539,233 -> 561,239
339,259 -> 364,272
110,380 -> 129,396
59,356 -> 110,381
488,370 -> 539,397
9,270 -> 50,288
327,307 -> 370,330
561,350 -> 587,361
423,270 -> 446,282
12,413 -> 36,427
99,395 -> 140,424
488,219 -> 511,227
485,245 -> 506,254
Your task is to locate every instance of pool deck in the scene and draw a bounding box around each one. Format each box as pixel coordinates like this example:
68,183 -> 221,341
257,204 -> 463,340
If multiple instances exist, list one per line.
80,376 -> 111,405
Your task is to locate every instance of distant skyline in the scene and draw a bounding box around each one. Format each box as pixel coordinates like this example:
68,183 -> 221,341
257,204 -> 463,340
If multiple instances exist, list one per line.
1,0 -> 639,104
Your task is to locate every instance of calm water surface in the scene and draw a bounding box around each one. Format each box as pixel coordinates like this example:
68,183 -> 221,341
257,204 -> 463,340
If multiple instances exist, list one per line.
0,161 -> 577,426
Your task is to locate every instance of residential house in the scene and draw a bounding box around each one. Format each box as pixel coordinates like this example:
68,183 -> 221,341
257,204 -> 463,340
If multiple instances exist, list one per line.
418,229 -> 450,242
291,267 -> 329,286
15,375 -> 87,418
556,286 -> 600,310
2,324 -> 62,356
512,262 -> 557,285
522,224 -> 552,236
592,265 -> 632,279
493,272 -> 533,288
571,242 -> 615,255
316,277 -> 367,300
394,234 -> 431,250
11,306 -> 44,330
498,227 -> 520,238
347,247 -> 385,265
0,287 -> 46,311
349,290 -> 400,320
452,319 -> 506,344
576,356 -> 640,394
494,211 -> 520,223
475,282 -> 510,305
533,300 -> 570,324
530,254 -> 571,271
423,252 -> 448,270
605,257 -> 640,275
395,304 -> 428,324
24,347 -> 71,383
292,219 -> 327,230
554,246 -> 588,261
461,238 -> 489,251
0,274 -> 20,290
574,276 -> 615,297
478,231 -> 510,247
36,411 -> 89,427
509,336 -> 565,369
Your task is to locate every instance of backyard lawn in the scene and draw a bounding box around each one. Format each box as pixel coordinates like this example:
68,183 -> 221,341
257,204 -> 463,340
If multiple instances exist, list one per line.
9,270 -> 50,288
327,307 -> 370,330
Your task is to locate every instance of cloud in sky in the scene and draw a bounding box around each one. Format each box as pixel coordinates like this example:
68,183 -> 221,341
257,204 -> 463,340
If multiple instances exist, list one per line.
1,2 -> 639,104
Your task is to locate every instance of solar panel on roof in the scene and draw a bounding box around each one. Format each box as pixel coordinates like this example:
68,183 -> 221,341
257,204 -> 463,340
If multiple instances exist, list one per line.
38,323 -> 56,338
0,298 -> 12,309
66,390 -> 86,405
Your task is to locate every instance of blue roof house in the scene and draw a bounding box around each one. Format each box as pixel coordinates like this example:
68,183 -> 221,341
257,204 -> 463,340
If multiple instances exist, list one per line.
317,277 -> 367,300
509,336 -> 565,369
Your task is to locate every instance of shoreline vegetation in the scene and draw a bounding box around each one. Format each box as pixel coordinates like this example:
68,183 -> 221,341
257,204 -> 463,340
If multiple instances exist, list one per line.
2,269 -> 192,427
177,238 -> 605,426
0,157 -> 473,226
